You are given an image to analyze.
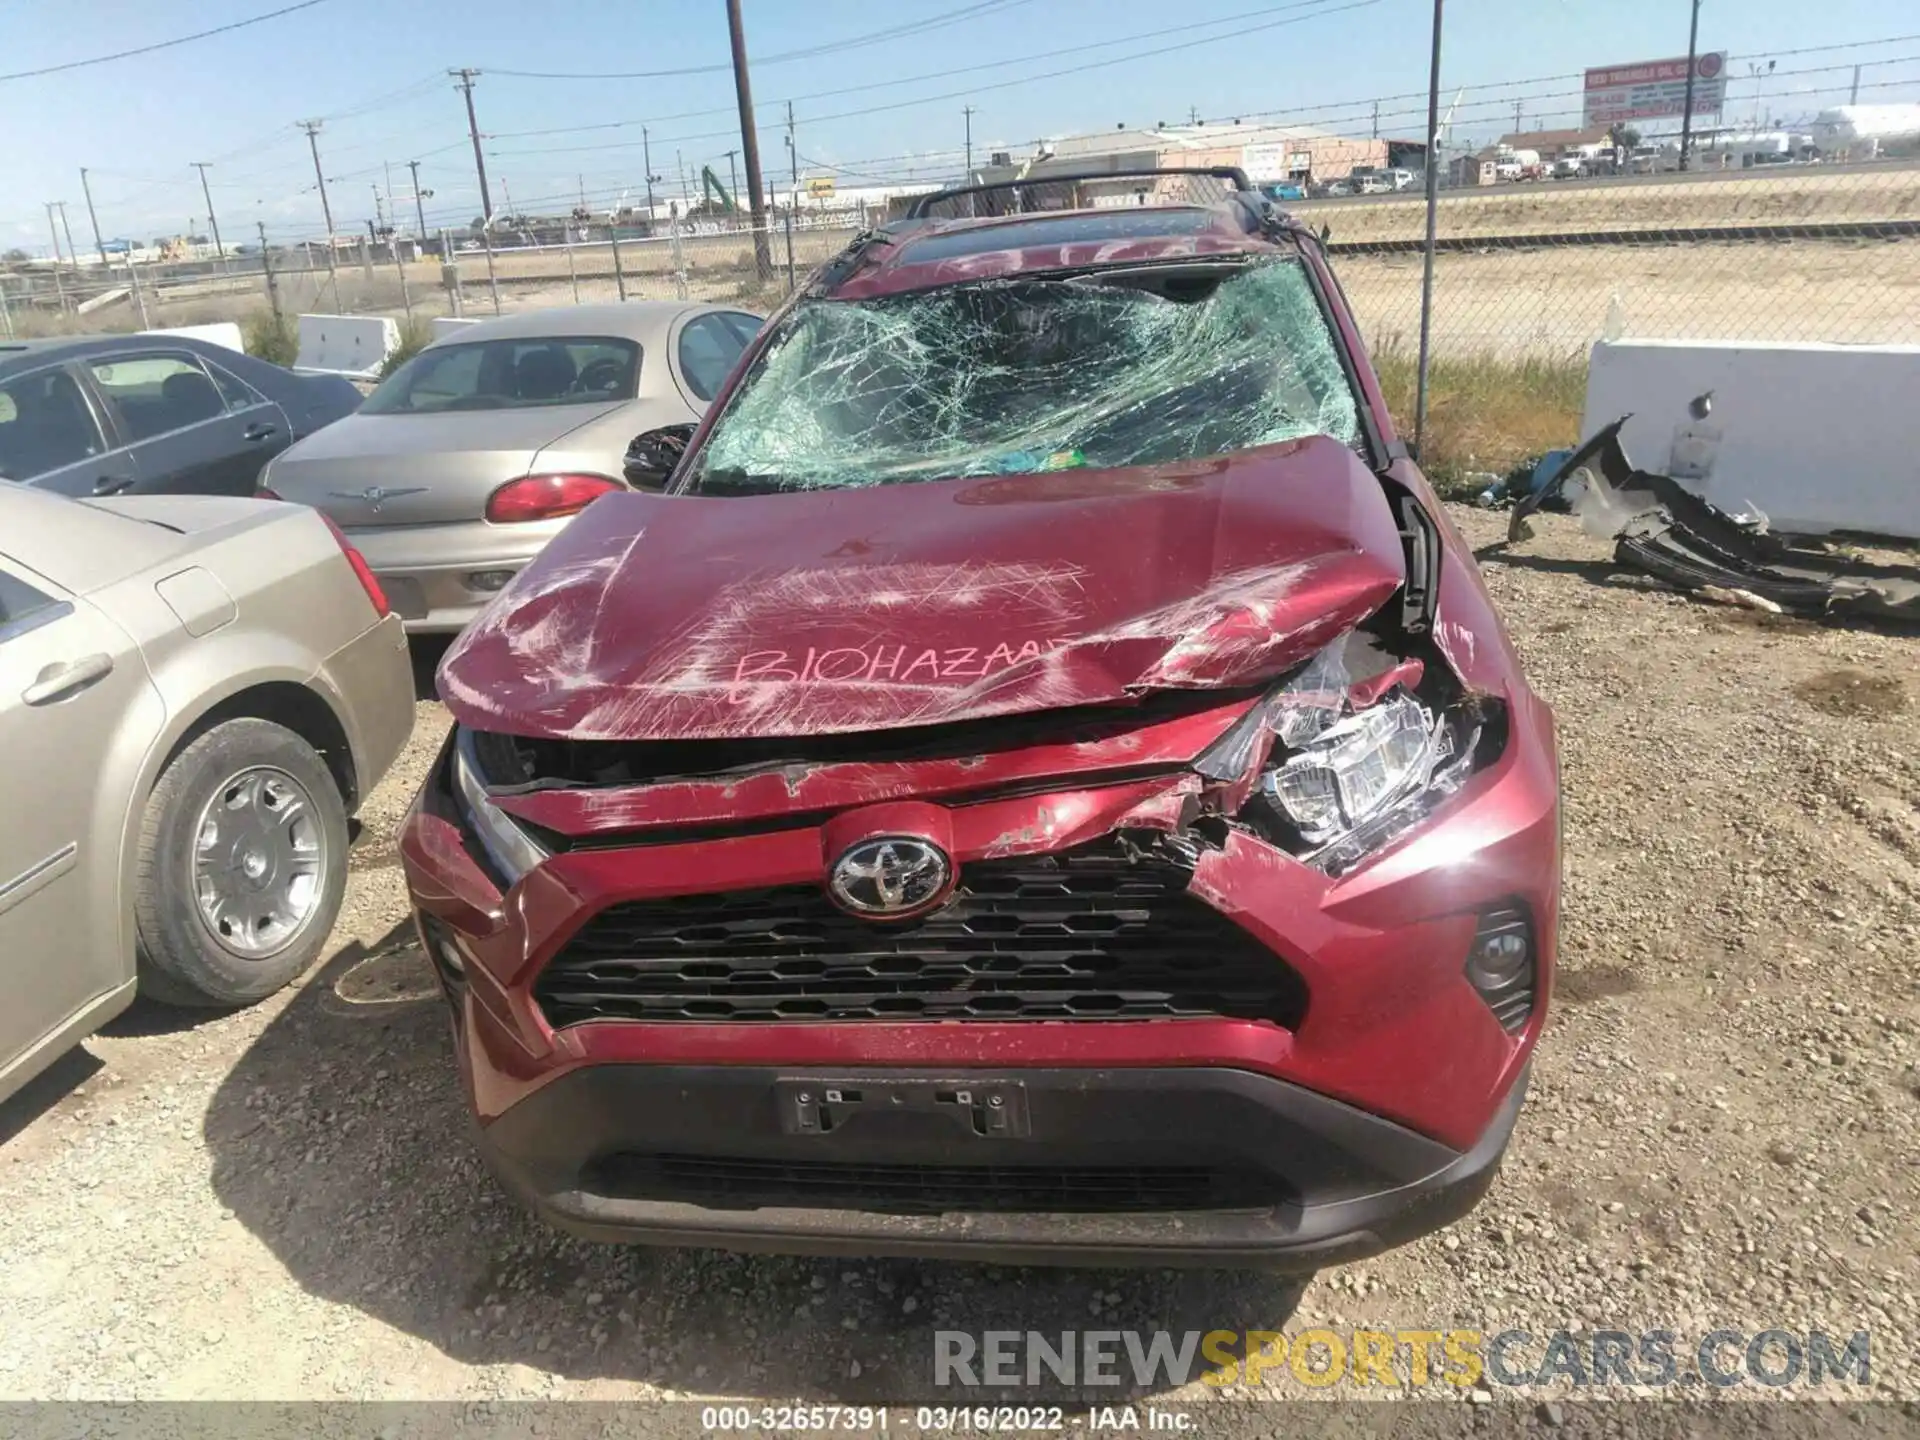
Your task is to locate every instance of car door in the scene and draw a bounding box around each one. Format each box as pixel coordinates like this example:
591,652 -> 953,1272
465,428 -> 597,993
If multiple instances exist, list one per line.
669,310 -> 763,412
203,356 -> 295,479
0,557 -> 156,1092
79,350 -> 279,498
0,361 -> 138,499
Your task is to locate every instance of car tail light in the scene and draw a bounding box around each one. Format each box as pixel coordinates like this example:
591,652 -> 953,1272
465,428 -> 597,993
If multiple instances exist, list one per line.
485,473 -> 621,524
316,513 -> 391,619
257,486 -> 283,501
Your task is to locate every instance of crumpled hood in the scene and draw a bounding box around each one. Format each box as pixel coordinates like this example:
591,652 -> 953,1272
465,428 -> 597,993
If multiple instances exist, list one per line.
438,436 -> 1406,742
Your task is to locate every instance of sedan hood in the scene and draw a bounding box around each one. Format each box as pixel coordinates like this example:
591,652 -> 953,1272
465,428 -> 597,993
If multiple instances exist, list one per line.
438,436 -> 1407,742
264,403 -> 624,527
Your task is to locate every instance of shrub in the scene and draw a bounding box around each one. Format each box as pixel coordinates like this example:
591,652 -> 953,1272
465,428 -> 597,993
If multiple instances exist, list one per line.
1371,340 -> 1587,498
378,313 -> 436,380
242,310 -> 298,367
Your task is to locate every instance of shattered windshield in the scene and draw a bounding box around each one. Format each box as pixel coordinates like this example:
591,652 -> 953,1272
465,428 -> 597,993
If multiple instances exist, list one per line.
684,258 -> 1360,494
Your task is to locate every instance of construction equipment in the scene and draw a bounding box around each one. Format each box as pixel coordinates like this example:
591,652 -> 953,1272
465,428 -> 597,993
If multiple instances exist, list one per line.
699,165 -> 737,215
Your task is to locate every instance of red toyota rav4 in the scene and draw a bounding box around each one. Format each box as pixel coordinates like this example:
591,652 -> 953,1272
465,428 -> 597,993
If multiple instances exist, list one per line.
402,170 -> 1559,1270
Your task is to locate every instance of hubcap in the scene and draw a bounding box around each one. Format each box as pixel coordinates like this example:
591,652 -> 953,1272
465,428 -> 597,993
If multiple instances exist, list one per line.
191,766 -> 328,959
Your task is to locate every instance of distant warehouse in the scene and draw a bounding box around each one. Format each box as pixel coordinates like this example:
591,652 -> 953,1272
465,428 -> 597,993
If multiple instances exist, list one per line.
969,123 -> 1419,205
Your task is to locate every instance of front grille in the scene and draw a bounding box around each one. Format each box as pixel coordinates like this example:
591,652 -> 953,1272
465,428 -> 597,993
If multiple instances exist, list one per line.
534,843 -> 1307,1029
590,1153 -> 1262,1214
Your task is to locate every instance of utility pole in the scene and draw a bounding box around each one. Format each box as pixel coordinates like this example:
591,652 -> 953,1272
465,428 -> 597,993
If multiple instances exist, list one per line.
725,149 -> 739,210
373,184 -> 386,232
501,176 -> 515,224
1513,98 -> 1523,133
784,100 -> 798,288
408,159 -> 428,240
78,167 -> 107,268
963,105 -> 975,179
298,121 -> 336,237
643,126 -> 657,220
724,0 -> 773,279
55,202 -> 79,275
192,163 -> 225,263
1372,99 -> 1380,138
678,150 -> 688,208
451,69 -> 493,222
1677,0 -> 1702,172
257,220 -> 282,321
1189,104 -> 1201,125
44,203 -> 65,268
1413,0 -> 1444,458
298,120 -> 342,311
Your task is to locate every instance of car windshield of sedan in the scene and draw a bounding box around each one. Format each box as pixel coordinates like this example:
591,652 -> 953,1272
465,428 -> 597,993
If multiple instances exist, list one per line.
359,336 -> 640,414
683,258 -> 1361,495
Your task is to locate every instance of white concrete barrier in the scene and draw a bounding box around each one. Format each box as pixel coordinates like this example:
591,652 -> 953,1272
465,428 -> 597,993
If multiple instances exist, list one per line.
293,313 -> 399,380
430,316 -> 480,342
144,321 -> 245,353
1583,339 -> 1920,540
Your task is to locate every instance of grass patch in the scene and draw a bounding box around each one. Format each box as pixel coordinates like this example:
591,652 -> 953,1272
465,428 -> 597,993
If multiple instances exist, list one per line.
242,310 -> 298,367
378,313 -> 437,379
1372,341 -> 1586,498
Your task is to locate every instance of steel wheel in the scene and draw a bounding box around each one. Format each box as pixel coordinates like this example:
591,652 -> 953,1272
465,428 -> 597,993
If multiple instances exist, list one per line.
190,766 -> 330,959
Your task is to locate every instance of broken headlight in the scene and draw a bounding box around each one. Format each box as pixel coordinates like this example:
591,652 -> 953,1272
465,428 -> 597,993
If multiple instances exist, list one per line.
1265,692 -> 1451,843
451,728 -> 550,884
1200,638 -> 1491,875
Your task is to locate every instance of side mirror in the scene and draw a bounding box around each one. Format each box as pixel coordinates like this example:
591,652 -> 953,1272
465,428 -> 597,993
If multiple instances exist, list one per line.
622,423 -> 696,492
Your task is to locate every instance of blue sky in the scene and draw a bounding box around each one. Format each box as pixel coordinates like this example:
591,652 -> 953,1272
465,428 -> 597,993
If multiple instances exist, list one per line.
2,0 -> 1914,251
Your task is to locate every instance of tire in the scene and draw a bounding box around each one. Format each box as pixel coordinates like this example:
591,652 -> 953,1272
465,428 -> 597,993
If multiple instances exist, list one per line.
135,717 -> 349,1008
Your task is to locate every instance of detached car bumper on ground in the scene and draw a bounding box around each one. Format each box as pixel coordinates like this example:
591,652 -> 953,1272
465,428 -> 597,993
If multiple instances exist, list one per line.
400,169 -> 1560,1269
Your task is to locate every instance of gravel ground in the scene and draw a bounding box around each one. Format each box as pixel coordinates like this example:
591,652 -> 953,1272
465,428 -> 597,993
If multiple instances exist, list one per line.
0,504 -> 1915,1421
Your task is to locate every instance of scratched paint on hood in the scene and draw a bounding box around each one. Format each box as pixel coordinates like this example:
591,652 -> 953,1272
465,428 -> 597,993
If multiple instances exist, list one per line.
437,435 -> 1406,742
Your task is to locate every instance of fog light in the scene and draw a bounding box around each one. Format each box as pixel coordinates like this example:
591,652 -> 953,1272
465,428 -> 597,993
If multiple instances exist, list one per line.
1466,905 -> 1535,1034
466,569 -> 516,592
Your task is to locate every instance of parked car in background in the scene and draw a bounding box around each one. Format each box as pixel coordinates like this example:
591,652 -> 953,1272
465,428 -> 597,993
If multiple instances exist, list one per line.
1353,173 -> 1392,195
259,303 -> 763,633
1318,178 -> 1355,197
407,170 -> 1560,1271
0,483 -> 413,1104
1383,168 -> 1419,191
1260,181 -> 1307,202
1551,156 -> 1586,179
0,335 -> 360,500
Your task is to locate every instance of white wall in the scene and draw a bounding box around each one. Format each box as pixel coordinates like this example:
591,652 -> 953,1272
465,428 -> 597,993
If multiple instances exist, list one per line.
1583,339 -> 1920,540
293,314 -> 398,379
143,321 -> 244,353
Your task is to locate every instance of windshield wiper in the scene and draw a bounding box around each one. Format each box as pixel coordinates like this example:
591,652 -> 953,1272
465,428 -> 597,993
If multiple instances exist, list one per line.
690,467 -> 800,497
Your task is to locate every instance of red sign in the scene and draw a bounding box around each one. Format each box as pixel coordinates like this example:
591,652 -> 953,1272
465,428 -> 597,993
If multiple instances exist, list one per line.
1583,52 -> 1727,126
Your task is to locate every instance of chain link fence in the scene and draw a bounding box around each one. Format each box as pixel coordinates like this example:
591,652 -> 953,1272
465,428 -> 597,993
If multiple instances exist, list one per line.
0,214 -> 867,342
3,163 -> 1913,487
1309,159 -> 1920,362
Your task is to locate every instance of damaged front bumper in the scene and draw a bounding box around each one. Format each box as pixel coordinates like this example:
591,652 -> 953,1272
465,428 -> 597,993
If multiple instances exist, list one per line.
1511,420 -> 1920,620
399,656 -> 1558,1264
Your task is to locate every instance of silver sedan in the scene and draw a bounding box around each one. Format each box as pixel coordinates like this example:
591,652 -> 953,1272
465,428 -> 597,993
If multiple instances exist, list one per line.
259,302 -> 763,633
0,483 -> 414,1104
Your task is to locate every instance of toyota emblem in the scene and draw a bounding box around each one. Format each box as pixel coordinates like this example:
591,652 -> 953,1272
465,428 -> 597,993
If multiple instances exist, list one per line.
828,836 -> 953,918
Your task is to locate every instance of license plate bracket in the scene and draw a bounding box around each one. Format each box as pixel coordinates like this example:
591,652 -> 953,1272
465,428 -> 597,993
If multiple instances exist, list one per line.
775,1078 -> 1030,1140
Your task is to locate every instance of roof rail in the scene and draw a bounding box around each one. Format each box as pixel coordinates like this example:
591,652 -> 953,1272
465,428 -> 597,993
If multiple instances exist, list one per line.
903,166 -> 1257,220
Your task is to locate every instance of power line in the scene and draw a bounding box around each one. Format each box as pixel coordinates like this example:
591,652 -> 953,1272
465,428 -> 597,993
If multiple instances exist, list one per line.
486,0 -> 1032,80
0,0 -> 330,83
490,0 -> 1378,159
485,0 -> 1349,143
